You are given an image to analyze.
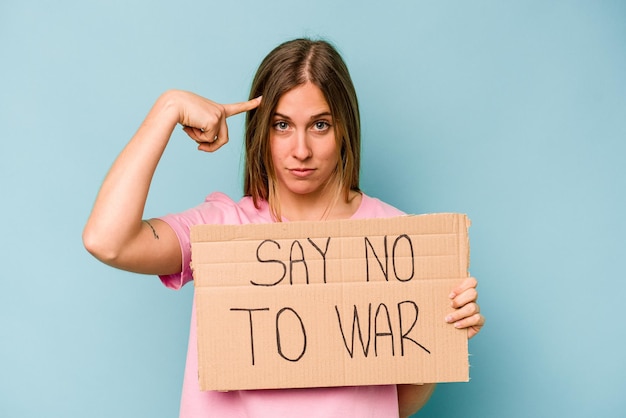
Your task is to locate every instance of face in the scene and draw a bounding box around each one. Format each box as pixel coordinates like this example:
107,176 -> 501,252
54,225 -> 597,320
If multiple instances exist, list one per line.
269,82 -> 339,201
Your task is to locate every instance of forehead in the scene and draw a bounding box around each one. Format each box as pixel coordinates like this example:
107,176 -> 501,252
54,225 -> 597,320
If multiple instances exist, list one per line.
274,82 -> 330,117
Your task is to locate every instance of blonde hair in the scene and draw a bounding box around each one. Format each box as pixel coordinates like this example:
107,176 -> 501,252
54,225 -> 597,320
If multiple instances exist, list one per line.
243,38 -> 361,220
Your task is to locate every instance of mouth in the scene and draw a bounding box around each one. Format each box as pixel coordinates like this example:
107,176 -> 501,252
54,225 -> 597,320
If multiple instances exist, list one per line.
289,168 -> 315,178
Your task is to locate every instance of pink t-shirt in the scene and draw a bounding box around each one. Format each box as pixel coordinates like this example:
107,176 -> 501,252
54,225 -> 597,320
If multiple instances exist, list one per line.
159,192 -> 405,418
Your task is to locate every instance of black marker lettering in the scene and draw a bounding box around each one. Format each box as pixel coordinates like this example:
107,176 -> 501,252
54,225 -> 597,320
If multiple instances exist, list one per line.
253,240 -> 286,286
307,237 -> 331,284
397,301 -> 430,355
374,303 -> 394,356
289,240 -> 309,284
392,234 -> 415,282
275,307 -> 307,362
335,304 -> 372,358
230,307 -> 270,365
365,236 -> 388,281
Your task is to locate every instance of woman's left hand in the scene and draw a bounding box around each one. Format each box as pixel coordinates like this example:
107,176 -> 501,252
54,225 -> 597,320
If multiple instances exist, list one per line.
445,277 -> 485,339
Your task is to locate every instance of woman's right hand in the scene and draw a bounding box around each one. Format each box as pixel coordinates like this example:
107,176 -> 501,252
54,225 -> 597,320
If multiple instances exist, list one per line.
83,90 -> 260,276
171,90 -> 261,153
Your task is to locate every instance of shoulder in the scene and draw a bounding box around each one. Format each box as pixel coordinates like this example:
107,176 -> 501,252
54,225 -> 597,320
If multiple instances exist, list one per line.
162,192 -> 271,227
353,193 -> 406,219
202,191 -> 241,212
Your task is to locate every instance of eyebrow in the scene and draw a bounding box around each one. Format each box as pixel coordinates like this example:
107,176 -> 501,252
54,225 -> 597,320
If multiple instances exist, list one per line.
273,111 -> 333,120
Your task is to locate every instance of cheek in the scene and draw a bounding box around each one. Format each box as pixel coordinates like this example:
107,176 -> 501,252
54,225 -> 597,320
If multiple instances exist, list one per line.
322,138 -> 340,162
269,136 -> 281,162
268,136 -> 290,176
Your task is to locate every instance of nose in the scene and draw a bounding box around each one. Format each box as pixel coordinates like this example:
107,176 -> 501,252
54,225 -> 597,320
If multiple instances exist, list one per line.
292,130 -> 312,160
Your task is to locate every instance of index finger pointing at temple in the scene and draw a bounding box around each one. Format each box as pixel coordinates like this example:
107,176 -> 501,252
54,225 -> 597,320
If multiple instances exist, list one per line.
223,96 -> 262,118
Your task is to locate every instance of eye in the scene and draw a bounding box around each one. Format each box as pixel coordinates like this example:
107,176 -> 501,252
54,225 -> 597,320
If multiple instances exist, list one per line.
273,121 -> 289,131
313,120 -> 331,132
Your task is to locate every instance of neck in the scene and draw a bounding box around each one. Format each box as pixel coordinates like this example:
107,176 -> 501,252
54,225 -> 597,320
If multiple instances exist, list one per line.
276,187 -> 362,222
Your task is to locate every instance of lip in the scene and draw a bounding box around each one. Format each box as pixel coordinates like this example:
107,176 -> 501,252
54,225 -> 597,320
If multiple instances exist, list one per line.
289,168 -> 315,178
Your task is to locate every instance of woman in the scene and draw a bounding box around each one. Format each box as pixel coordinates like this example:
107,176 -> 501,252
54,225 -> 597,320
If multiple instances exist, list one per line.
83,38 -> 484,418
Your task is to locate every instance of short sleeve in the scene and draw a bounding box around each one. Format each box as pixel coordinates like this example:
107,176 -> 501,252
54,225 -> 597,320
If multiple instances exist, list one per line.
352,194 -> 406,219
156,192 -> 270,290
157,214 -> 194,290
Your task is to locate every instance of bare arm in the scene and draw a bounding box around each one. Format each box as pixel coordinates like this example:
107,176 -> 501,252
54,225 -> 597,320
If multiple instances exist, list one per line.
398,278 -> 485,416
397,384 -> 436,418
82,90 -> 261,275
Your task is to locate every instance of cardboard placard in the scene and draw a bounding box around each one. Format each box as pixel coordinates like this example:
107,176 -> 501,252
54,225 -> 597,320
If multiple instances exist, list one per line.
191,214 -> 470,391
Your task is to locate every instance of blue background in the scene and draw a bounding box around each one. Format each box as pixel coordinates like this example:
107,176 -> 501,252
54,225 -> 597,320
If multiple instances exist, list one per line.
1,1 -> 625,417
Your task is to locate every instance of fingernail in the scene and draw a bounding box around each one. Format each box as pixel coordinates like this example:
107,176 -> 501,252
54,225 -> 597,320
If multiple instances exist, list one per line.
445,315 -> 453,323
448,292 -> 456,299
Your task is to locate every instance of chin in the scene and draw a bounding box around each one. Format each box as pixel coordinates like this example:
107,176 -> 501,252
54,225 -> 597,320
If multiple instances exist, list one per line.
284,184 -> 323,197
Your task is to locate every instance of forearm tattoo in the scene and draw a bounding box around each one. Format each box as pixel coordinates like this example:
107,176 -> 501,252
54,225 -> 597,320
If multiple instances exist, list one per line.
143,220 -> 160,240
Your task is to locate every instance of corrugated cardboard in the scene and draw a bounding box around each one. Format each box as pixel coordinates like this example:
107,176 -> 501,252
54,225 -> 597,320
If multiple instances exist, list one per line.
191,214 -> 470,391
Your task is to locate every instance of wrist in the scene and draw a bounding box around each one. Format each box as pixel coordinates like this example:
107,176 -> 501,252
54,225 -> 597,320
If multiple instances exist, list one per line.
155,89 -> 185,127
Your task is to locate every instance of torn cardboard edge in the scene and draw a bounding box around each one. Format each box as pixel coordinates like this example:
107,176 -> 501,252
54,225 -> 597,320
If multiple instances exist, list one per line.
191,214 -> 471,391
